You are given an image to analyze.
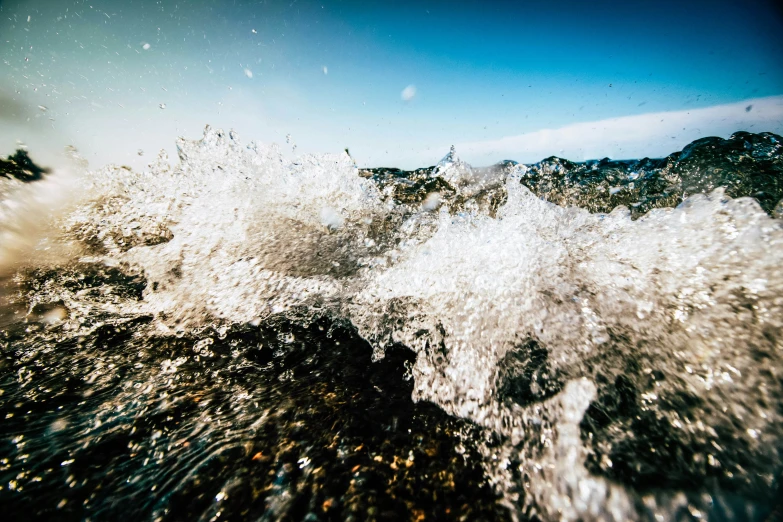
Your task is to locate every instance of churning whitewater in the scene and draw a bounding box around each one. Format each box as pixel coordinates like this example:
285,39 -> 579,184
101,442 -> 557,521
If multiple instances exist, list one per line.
1,127 -> 782,521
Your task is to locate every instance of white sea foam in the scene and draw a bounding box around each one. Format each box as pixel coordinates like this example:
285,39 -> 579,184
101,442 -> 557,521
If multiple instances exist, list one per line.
15,126 -> 782,520
350,172 -> 783,518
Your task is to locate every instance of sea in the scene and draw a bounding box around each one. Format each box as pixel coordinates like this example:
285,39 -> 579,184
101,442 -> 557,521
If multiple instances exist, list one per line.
1,128 -> 782,521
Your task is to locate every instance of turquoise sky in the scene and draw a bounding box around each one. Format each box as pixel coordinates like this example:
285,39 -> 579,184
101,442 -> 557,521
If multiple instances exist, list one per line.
1,0 -> 782,168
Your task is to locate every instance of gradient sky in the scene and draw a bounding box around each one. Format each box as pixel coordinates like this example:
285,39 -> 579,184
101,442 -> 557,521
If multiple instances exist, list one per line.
1,0 -> 782,169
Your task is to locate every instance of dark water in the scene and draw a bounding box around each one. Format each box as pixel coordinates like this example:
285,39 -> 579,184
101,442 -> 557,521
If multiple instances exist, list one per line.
0,279 -> 507,521
1,131 -> 783,521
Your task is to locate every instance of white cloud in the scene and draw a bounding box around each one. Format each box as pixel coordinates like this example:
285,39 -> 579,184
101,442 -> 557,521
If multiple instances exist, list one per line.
453,96 -> 783,164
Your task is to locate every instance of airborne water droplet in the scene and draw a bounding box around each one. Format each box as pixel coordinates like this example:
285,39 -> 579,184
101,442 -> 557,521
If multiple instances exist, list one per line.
320,207 -> 344,229
422,192 -> 442,211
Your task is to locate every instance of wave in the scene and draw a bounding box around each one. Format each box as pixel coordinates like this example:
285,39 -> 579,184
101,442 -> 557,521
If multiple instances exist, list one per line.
1,127 -> 782,521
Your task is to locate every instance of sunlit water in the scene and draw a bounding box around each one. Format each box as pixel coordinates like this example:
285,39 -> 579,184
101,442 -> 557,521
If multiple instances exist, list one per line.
1,128 -> 782,521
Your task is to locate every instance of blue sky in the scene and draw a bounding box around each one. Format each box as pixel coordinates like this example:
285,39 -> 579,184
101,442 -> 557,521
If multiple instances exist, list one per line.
1,0 -> 782,169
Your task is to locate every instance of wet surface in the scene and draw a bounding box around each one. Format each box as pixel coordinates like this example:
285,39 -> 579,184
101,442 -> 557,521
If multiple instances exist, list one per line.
0,266 -> 510,521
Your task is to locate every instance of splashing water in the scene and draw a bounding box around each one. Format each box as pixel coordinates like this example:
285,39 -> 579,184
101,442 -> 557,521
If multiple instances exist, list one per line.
2,127 -> 782,521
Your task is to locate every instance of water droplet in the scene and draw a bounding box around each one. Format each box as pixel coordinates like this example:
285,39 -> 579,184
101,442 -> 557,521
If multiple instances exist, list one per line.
422,192 -> 442,211
142,43 -> 150,50
320,207 -> 344,229
244,68 -> 253,79
159,103 -> 166,109
401,84 -> 416,101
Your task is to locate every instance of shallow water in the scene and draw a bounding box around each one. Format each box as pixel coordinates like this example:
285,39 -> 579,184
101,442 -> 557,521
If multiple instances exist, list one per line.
1,129 -> 782,521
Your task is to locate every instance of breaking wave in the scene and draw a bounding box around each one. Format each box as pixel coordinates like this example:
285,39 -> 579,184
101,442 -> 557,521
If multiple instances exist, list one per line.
2,127 -> 782,521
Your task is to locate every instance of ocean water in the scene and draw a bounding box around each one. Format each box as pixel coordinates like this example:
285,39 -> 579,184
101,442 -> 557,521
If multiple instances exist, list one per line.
1,128 -> 782,521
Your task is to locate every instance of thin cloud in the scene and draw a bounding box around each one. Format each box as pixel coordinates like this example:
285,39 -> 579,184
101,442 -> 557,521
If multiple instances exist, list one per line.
454,96 -> 783,163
